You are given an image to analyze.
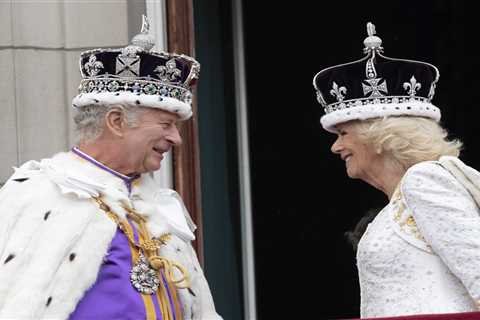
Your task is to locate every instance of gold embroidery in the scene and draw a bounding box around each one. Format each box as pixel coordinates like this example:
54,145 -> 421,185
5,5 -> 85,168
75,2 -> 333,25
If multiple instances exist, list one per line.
391,186 -> 427,242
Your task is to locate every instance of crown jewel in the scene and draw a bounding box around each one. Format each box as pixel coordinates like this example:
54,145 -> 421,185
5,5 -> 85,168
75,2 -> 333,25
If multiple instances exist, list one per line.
131,15 -> 155,51
313,22 -> 441,132
363,22 -> 382,52
72,15 -> 200,120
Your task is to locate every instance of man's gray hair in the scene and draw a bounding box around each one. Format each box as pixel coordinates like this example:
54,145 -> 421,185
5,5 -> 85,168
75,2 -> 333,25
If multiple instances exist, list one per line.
73,103 -> 145,144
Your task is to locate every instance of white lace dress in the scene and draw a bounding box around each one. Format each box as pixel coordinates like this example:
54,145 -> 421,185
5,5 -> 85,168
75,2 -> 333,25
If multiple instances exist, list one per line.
357,161 -> 480,318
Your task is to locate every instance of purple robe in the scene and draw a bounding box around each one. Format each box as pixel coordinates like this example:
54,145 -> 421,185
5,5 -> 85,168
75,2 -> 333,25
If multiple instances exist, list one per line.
69,148 -> 178,319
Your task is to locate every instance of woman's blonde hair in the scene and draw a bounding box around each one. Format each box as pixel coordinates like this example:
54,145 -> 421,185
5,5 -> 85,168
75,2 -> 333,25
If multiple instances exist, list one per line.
355,116 -> 463,169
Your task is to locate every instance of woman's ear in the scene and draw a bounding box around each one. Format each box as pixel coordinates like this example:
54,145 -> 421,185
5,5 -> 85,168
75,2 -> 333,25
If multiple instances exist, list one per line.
105,107 -> 126,137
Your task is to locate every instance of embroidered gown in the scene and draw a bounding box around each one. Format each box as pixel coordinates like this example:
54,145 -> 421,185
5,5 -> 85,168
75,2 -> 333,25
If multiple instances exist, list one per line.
357,161 -> 480,318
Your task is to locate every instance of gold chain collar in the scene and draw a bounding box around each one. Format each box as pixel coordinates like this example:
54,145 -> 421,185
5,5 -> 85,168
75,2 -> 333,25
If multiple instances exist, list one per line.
92,196 -> 191,289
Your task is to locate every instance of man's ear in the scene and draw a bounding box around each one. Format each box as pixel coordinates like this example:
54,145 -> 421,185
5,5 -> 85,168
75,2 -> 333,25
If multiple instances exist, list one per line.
105,107 -> 127,137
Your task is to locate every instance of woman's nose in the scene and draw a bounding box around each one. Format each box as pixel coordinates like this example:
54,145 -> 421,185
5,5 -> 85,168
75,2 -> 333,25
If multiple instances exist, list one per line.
331,137 -> 342,154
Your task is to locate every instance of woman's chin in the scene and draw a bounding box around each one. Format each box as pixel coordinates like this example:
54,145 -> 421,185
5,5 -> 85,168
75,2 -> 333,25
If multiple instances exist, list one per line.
346,167 -> 359,179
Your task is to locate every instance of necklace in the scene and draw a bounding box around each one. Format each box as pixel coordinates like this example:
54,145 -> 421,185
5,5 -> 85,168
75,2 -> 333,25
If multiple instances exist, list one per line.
131,252 -> 160,294
92,196 -> 190,294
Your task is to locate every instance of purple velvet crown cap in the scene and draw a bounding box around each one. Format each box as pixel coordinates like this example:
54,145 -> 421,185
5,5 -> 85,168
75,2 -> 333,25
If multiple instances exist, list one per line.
72,15 -> 200,120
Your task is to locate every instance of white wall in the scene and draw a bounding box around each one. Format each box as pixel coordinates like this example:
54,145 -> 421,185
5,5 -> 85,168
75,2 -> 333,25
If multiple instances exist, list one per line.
0,0 -> 130,183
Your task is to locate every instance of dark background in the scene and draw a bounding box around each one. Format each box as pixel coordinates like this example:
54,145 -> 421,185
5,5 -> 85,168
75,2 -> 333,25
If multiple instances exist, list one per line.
242,1 -> 480,319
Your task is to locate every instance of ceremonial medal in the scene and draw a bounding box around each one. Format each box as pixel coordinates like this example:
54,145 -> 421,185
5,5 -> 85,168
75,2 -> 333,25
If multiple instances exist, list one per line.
130,252 -> 160,294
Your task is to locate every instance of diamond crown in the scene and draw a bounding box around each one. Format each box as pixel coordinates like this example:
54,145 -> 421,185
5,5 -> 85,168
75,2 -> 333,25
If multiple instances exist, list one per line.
77,15 -> 200,105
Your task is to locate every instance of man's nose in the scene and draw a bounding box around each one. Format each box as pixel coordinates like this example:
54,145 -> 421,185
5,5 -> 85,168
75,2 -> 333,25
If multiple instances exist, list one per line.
167,126 -> 183,146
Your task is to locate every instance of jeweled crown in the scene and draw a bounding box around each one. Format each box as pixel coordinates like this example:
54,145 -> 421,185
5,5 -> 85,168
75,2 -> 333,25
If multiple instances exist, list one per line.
72,15 -> 200,120
313,22 -> 441,132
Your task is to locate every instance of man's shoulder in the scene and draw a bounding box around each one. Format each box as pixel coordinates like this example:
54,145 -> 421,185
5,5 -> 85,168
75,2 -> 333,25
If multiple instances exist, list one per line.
0,152 -> 71,202
1,169 -> 60,206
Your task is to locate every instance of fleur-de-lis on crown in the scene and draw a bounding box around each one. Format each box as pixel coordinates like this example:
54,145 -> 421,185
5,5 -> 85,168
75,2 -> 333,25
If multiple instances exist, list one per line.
330,82 -> 347,102
85,55 -> 104,76
403,76 -> 421,97
154,59 -> 181,82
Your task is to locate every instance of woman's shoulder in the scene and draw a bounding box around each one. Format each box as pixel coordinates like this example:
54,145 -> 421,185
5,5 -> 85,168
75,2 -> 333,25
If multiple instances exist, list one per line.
401,158 -> 476,211
400,158 -> 476,212
405,159 -> 445,176
402,159 -> 457,190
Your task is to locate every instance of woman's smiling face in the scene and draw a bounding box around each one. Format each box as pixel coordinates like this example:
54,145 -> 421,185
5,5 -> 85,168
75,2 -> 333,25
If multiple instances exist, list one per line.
330,121 -> 380,181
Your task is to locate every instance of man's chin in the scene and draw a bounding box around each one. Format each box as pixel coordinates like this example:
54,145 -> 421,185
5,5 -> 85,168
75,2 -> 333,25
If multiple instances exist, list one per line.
145,160 -> 162,173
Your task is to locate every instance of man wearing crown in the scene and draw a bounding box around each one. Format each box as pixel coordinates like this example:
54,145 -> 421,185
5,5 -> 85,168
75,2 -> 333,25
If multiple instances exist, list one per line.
0,17 -> 222,320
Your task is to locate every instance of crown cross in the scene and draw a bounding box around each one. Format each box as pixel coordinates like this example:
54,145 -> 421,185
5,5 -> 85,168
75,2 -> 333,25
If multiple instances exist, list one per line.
140,14 -> 150,34
85,55 -> 104,76
403,76 -> 421,96
362,78 -> 388,97
154,59 -> 181,82
116,55 -> 140,77
330,82 -> 347,102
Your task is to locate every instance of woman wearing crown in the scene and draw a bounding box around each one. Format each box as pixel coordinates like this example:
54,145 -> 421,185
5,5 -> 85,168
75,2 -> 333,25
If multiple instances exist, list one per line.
314,23 -> 480,318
